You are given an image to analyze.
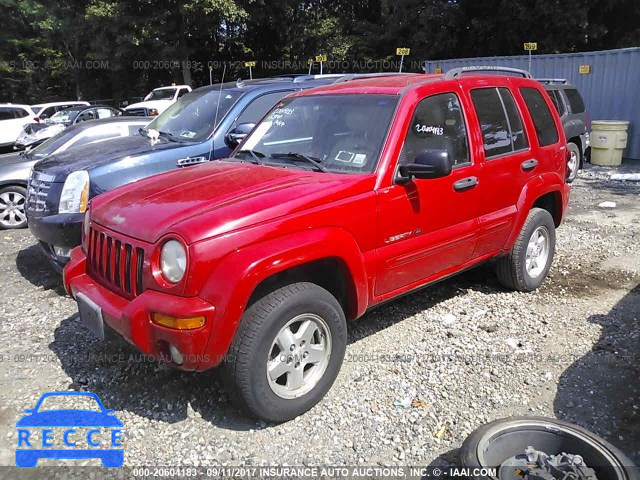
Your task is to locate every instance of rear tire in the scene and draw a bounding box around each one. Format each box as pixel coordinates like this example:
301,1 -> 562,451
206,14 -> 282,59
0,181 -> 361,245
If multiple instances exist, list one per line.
567,141 -> 581,182
222,282 -> 347,422
496,208 -> 555,292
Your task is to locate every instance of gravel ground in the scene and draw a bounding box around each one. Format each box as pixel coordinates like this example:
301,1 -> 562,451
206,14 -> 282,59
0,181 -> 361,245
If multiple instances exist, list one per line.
0,162 -> 639,473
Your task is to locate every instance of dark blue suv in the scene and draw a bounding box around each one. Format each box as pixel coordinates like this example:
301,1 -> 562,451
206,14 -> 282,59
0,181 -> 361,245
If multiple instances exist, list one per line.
26,75 -> 347,270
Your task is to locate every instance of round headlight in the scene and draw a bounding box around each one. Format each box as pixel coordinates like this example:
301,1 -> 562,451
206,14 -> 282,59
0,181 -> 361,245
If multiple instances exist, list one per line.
160,240 -> 187,283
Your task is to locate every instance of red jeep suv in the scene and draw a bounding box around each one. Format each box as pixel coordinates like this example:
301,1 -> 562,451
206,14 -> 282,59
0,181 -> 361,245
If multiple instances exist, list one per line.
64,68 -> 571,422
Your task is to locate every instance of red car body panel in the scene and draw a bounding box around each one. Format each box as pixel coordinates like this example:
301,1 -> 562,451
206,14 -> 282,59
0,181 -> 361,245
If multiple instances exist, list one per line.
64,73 -> 571,371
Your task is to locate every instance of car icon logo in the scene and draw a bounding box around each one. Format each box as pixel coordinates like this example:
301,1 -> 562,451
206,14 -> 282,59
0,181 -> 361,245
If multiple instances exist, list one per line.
15,391 -> 124,468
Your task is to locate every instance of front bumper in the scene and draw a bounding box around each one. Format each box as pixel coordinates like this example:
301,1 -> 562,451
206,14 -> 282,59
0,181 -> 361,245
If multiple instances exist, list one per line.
27,212 -> 84,270
64,248 -> 217,371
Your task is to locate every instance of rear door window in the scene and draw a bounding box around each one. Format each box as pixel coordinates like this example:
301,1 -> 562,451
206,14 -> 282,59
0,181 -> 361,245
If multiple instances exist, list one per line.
546,90 -> 565,115
520,87 -> 560,147
564,88 -> 585,113
0,108 -> 15,121
471,87 -> 528,158
14,108 -> 30,118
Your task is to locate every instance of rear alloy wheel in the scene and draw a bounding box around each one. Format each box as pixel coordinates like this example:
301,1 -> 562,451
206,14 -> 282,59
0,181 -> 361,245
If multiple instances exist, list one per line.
496,208 -> 556,291
222,282 -> 347,422
566,142 -> 581,182
0,186 -> 27,229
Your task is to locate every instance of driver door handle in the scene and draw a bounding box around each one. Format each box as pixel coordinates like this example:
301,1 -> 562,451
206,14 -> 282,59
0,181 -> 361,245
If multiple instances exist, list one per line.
453,176 -> 478,192
521,159 -> 538,171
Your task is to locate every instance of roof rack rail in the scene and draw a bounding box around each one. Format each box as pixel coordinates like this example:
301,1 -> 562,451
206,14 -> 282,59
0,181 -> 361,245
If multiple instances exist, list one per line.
333,72 -> 414,83
445,66 -> 532,79
536,78 -> 568,84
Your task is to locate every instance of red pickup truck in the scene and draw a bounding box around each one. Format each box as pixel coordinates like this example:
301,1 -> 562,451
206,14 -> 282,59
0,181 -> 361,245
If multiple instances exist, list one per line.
64,69 -> 570,422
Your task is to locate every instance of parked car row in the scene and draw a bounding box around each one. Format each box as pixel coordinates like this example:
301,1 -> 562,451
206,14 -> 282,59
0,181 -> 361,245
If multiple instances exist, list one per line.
0,85 -> 191,151
9,67 -> 572,422
0,116 -> 151,229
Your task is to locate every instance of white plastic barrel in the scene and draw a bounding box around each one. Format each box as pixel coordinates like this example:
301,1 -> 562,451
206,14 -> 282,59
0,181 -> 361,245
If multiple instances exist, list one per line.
590,120 -> 630,166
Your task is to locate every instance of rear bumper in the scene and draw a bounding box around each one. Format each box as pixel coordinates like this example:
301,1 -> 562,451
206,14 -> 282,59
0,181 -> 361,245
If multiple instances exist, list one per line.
64,247 -> 219,371
27,212 -> 83,269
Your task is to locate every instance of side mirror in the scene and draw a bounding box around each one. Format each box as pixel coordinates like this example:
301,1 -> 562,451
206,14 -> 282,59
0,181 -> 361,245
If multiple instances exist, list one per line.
398,149 -> 452,181
225,123 -> 255,148
24,409 -> 34,414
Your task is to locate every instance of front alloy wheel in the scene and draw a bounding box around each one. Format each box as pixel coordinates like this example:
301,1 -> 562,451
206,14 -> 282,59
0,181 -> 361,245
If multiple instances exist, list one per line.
267,313 -> 332,399
0,186 -> 27,229
222,282 -> 347,422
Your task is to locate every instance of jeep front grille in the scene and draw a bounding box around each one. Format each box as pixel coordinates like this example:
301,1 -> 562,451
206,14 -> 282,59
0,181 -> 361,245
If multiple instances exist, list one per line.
87,226 -> 144,298
26,171 -> 54,214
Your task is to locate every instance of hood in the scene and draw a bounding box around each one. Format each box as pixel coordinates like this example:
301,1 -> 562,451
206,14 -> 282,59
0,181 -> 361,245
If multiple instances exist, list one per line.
0,151 -> 37,170
33,135 -> 187,181
91,161 -> 373,244
125,100 -> 173,111
17,124 -> 64,146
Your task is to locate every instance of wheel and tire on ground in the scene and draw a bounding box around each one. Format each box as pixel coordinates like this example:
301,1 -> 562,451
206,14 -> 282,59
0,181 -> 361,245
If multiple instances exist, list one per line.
496,208 -> 556,292
222,282 -> 347,423
460,417 -> 640,480
566,141 -> 581,182
0,185 -> 27,229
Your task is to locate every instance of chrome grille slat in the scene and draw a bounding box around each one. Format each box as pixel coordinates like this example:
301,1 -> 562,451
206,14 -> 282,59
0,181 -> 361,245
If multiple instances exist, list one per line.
86,225 -> 145,299
26,172 -> 54,214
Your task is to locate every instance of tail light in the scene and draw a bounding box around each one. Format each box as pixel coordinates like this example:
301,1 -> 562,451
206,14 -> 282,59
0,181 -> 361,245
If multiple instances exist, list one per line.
585,111 -> 591,131
34,117 -> 41,123
564,147 -> 572,182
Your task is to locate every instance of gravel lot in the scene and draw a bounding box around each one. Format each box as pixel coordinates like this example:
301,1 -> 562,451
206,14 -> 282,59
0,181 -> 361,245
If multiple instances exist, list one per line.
0,162 -> 639,472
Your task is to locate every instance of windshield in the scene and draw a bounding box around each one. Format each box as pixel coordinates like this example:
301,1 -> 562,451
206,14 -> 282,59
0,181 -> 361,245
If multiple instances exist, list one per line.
145,88 -> 177,101
146,88 -> 242,143
47,109 -> 81,124
236,94 -> 399,174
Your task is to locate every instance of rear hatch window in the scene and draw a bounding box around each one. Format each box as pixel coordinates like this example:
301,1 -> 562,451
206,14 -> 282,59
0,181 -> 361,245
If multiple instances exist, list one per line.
565,88 -> 586,113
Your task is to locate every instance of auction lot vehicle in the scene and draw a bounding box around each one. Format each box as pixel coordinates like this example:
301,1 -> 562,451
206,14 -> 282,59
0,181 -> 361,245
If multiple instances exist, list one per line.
27,75 -> 349,269
30,101 -> 90,124
15,105 -> 123,150
124,85 -> 192,116
539,79 -> 589,182
0,104 -> 37,148
0,116 -> 150,230
64,71 -> 571,422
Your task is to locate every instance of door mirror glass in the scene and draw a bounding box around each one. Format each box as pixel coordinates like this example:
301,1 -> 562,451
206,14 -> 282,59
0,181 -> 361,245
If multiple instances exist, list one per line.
225,122 -> 255,148
398,149 -> 452,180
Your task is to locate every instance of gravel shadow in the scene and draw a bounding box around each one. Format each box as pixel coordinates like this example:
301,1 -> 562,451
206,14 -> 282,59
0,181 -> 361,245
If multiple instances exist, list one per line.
49,313 -> 258,432
553,283 -> 640,462
16,244 -> 65,295
347,262 -> 502,344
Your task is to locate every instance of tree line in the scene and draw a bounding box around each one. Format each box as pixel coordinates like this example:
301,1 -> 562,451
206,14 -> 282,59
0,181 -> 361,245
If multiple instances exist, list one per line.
1,0 -> 638,104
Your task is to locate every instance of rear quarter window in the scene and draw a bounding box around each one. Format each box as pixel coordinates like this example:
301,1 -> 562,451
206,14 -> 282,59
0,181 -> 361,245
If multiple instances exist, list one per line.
520,87 -> 559,147
564,88 -> 585,113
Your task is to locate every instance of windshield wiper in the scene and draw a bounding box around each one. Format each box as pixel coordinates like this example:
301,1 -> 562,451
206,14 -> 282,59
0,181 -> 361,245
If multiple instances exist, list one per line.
139,127 -> 150,138
158,130 -> 180,142
234,149 -> 266,165
271,152 -> 329,173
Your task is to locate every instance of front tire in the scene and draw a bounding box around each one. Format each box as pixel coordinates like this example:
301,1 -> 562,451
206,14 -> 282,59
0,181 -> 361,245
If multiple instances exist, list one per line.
222,282 -> 347,422
496,208 -> 556,292
0,185 -> 27,229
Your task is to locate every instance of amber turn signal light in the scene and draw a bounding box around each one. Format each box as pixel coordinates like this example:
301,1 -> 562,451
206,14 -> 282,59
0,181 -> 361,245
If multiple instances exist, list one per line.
151,313 -> 205,330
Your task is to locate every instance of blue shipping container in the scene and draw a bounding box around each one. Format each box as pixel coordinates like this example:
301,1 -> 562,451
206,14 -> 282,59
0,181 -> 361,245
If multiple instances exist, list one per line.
424,47 -> 640,159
